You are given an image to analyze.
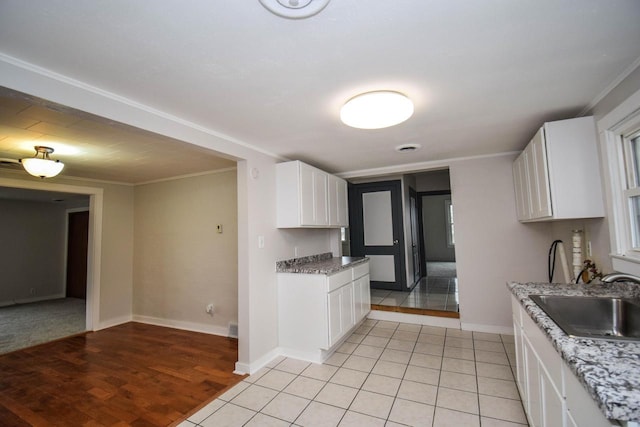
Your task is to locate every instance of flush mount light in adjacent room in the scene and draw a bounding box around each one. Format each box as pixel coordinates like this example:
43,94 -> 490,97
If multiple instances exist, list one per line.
259,0 -> 331,19
20,146 -> 65,178
340,91 -> 414,130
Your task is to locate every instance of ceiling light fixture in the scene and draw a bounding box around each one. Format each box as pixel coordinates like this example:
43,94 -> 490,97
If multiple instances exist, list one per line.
259,0 -> 331,19
20,146 -> 65,179
340,91 -> 414,130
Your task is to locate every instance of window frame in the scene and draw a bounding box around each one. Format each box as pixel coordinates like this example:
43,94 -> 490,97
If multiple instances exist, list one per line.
599,91 -> 640,275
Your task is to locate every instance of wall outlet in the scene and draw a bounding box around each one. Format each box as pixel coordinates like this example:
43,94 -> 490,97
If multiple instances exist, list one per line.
216,224 -> 223,234
29,288 -> 35,296
206,303 -> 214,315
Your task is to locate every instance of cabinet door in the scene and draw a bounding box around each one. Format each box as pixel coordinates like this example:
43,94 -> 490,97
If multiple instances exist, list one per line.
524,337 -> 541,427
327,288 -> 342,347
540,366 -> 564,427
529,128 -> 552,218
513,317 -> 527,399
329,175 -> 349,227
513,153 -> 532,221
300,163 -> 329,226
340,283 -> 355,334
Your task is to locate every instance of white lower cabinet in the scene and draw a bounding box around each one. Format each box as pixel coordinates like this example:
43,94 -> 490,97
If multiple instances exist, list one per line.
512,296 -> 619,427
278,262 -> 370,362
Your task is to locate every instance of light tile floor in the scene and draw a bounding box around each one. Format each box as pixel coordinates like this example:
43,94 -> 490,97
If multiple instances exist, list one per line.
372,276 -> 459,312
180,320 -> 528,427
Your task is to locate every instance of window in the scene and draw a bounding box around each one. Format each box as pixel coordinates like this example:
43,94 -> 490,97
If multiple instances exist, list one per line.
623,131 -> 640,250
445,199 -> 455,247
599,95 -> 640,275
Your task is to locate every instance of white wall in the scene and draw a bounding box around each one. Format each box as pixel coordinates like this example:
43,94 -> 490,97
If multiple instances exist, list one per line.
415,169 -> 451,192
133,169 -> 238,335
0,199 -> 66,305
450,154 -> 551,332
422,194 -> 456,262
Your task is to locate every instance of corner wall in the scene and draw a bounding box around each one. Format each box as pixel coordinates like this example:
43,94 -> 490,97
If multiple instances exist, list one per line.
450,154 -> 551,332
132,169 -> 238,335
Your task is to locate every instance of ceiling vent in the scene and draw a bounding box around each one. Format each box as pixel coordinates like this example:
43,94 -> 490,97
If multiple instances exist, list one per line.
395,143 -> 421,153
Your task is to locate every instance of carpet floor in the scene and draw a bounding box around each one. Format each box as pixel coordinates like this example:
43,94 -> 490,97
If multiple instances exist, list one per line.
426,261 -> 457,278
0,298 -> 86,354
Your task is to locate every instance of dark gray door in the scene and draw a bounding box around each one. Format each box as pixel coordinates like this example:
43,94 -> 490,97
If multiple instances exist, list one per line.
349,180 -> 406,291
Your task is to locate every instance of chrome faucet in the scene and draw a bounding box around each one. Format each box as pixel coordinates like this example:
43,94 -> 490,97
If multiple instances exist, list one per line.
601,273 -> 640,285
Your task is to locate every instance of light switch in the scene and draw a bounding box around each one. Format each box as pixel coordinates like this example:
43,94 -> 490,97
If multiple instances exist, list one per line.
258,235 -> 265,249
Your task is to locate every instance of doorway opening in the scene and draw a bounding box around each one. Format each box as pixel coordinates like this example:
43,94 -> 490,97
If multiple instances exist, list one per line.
0,180 -> 101,354
346,169 -> 458,318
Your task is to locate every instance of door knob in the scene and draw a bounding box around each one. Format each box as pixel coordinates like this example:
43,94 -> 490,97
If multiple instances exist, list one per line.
393,240 -> 399,244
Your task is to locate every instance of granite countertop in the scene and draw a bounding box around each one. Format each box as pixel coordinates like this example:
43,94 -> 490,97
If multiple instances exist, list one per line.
508,281 -> 640,422
276,252 -> 368,274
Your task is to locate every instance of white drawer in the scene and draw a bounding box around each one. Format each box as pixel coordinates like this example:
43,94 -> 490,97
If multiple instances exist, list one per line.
327,269 -> 352,292
353,262 -> 369,280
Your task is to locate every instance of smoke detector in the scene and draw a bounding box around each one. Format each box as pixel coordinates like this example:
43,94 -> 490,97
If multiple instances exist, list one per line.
395,143 -> 421,153
259,0 -> 331,19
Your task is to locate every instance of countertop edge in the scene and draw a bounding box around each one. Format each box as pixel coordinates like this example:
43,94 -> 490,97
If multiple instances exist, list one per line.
276,256 -> 369,275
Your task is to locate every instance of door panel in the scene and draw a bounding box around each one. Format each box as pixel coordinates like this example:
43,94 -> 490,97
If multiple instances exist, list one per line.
66,210 -> 89,299
349,180 -> 406,291
363,191 -> 394,245
367,255 -> 396,282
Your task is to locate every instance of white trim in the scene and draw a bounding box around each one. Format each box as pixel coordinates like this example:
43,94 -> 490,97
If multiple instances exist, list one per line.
367,310 -> 461,329
97,315 -> 133,330
0,177 -> 103,331
235,347 -> 283,375
135,166 -> 238,186
598,89 -> 640,271
579,55 -> 640,117
460,322 -> 514,335
0,293 -> 66,307
132,315 -> 230,337
0,53 -> 286,162
338,151 -> 519,179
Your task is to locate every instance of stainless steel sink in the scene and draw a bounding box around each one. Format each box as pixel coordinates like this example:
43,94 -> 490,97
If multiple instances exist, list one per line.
529,295 -> 640,341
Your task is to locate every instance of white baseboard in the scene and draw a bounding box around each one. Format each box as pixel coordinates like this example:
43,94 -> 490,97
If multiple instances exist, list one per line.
460,322 -> 514,335
97,315 -> 133,330
0,293 -> 66,307
368,310 -> 461,329
132,315 -> 230,337
235,347 -> 283,375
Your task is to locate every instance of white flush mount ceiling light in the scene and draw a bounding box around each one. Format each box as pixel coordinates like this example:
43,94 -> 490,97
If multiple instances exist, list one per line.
259,0 -> 331,19
341,91 -> 414,130
20,146 -> 65,178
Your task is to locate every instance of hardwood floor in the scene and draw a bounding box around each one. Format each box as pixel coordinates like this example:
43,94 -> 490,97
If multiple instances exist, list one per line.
0,322 -> 244,426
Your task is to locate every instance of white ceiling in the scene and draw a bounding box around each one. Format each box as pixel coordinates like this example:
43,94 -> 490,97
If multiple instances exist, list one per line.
0,1 -> 639,179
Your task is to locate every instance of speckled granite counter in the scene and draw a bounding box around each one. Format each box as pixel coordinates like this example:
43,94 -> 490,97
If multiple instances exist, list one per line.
508,281 -> 640,422
276,252 -> 368,274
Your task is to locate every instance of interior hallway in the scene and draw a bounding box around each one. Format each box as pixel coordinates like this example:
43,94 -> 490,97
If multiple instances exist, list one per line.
371,262 -> 459,315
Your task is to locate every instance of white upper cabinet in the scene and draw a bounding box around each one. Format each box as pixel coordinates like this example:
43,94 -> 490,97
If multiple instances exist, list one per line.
277,160 -> 349,228
328,174 -> 349,227
513,116 -> 604,222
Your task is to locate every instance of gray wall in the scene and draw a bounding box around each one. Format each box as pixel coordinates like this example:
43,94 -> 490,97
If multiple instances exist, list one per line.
422,194 -> 456,262
0,199 -> 66,305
